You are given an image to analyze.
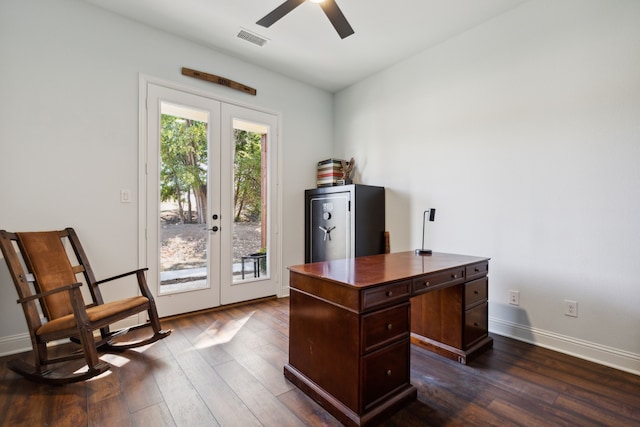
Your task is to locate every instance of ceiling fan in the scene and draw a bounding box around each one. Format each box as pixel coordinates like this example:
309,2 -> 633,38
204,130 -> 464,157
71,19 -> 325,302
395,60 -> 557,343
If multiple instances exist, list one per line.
256,0 -> 354,39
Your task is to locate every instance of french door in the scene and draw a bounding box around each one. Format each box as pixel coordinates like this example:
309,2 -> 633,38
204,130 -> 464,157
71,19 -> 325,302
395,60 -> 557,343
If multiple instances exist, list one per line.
142,80 -> 279,317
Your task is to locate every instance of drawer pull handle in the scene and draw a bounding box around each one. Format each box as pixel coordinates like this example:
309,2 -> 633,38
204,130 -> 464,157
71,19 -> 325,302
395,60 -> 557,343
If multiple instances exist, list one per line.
386,291 -> 393,297
386,323 -> 393,330
474,322 -> 480,327
474,290 -> 479,295
386,370 -> 392,376
423,281 -> 430,287
452,274 -> 458,279
475,268 -> 480,272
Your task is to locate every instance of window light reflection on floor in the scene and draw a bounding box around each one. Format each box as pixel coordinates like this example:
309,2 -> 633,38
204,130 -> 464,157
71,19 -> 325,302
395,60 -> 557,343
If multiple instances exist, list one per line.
72,353 -> 127,380
194,312 -> 254,348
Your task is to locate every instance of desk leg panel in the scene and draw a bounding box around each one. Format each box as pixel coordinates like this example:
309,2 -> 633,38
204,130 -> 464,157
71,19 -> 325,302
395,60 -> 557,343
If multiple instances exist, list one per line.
284,363 -> 416,427
288,289 -> 360,411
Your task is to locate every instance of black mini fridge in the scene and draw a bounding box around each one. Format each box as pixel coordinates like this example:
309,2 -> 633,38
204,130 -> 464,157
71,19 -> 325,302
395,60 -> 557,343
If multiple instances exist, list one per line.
304,184 -> 385,263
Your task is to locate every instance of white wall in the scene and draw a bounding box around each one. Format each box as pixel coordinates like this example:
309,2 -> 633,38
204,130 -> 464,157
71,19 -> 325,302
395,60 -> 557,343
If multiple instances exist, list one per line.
0,0 -> 332,351
334,0 -> 640,374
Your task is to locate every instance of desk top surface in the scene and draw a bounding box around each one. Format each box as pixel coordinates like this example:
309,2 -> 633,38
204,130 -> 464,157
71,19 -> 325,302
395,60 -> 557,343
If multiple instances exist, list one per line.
288,251 -> 489,288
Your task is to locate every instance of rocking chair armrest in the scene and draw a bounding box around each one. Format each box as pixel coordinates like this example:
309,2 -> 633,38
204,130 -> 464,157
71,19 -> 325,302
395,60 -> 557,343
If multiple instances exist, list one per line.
16,282 -> 82,304
93,268 -> 149,286
93,267 -> 154,299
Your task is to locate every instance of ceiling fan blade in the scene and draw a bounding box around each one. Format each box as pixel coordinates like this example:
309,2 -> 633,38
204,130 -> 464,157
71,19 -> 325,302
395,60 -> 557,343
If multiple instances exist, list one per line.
256,0 -> 306,28
319,0 -> 354,39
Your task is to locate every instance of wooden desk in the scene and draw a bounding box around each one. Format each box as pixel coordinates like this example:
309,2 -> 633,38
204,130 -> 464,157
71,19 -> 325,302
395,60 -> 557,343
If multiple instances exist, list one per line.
285,251 -> 492,427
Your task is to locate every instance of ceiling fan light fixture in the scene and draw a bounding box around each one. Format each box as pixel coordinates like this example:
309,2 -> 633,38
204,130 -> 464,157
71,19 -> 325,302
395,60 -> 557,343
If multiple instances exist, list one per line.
257,0 -> 354,39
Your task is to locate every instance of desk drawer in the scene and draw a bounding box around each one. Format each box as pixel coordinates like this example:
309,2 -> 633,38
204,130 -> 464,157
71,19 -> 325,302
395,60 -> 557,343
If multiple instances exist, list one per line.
466,261 -> 489,281
362,339 -> 410,411
465,277 -> 488,308
412,267 -> 465,296
362,280 -> 411,311
464,302 -> 488,348
362,302 -> 410,353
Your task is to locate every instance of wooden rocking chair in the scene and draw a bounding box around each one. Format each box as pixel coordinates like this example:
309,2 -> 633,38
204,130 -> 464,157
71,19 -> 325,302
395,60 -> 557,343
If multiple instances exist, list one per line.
0,227 -> 171,384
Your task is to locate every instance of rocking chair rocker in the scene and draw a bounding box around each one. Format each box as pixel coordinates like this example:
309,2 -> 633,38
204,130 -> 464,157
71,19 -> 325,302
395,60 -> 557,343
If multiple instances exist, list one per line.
0,227 -> 171,384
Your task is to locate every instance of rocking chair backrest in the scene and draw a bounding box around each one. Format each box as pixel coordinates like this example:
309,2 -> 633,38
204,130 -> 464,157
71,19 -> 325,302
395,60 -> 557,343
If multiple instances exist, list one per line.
16,231 -> 76,320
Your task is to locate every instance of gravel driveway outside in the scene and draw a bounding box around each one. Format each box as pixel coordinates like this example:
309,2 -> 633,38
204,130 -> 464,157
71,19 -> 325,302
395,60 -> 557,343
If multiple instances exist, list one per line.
161,214 -> 262,271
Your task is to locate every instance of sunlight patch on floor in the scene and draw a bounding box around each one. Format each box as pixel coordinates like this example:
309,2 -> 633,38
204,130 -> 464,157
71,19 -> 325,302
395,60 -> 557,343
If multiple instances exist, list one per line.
100,353 -> 131,367
194,312 -> 254,348
76,353 -> 129,380
78,366 -> 113,381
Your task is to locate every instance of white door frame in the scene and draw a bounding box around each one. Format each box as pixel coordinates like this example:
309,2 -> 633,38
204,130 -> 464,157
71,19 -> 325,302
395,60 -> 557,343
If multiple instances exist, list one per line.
138,74 -> 283,316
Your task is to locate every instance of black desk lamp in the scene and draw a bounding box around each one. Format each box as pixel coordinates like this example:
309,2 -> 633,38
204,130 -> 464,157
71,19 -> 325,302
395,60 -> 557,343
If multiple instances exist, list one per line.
415,208 -> 436,255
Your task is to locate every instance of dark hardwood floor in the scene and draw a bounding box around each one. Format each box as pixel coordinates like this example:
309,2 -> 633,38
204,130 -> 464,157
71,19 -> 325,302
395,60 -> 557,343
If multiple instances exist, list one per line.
0,297 -> 638,426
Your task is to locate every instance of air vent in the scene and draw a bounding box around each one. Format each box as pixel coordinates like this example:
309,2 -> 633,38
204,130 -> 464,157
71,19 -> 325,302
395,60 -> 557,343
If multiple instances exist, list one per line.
236,29 -> 268,47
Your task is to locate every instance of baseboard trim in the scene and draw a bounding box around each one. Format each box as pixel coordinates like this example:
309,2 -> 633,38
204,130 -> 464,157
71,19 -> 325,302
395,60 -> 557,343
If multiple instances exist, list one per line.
0,333 -> 31,357
489,317 -> 640,376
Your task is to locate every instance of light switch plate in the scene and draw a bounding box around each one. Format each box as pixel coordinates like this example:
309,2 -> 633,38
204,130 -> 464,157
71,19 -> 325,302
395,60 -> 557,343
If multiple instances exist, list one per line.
120,189 -> 132,203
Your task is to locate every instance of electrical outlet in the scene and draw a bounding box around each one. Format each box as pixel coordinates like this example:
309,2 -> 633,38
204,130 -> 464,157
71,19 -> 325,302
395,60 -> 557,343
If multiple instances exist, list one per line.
508,290 -> 520,306
564,300 -> 578,317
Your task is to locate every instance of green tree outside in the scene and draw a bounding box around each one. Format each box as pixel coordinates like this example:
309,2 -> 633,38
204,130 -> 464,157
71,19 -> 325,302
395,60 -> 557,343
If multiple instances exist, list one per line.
160,115 -> 208,223
160,115 -> 262,224
234,130 -> 262,222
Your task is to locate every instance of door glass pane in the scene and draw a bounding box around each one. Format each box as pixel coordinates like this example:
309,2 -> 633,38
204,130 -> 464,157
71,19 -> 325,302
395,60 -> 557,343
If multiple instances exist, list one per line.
159,102 -> 210,294
232,119 -> 268,282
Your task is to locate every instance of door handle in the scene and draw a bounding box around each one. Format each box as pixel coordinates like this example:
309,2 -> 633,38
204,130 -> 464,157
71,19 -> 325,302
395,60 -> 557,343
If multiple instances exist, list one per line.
206,214 -> 220,232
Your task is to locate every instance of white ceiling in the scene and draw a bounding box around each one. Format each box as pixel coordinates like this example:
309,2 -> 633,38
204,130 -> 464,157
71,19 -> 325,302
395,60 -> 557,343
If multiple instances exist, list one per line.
81,0 -> 528,92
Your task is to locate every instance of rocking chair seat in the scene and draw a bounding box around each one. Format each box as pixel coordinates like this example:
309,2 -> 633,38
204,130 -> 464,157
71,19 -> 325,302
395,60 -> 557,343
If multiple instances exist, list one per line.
37,295 -> 149,336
